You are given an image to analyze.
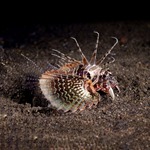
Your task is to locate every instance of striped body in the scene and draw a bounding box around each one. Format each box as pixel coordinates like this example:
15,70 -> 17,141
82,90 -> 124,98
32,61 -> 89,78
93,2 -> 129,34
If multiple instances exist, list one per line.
39,72 -> 99,112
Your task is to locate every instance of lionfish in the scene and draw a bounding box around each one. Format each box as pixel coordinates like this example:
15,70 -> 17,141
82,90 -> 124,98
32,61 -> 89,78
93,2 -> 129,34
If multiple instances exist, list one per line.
38,31 -> 120,112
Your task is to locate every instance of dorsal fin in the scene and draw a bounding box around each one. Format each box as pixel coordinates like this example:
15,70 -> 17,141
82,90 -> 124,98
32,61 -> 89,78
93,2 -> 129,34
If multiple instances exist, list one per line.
89,31 -> 99,65
71,37 -> 89,66
96,37 -> 118,65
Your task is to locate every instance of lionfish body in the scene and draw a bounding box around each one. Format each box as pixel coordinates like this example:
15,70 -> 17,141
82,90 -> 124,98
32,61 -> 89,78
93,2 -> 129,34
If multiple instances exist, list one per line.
39,31 -> 120,112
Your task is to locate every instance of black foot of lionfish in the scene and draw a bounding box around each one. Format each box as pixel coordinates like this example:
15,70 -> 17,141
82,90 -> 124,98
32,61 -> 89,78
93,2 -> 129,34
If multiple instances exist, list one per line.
39,31 -> 120,113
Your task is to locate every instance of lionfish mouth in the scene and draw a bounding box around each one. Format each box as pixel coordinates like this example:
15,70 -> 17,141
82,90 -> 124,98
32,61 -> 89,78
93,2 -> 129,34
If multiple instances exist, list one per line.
108,85 -> 120,100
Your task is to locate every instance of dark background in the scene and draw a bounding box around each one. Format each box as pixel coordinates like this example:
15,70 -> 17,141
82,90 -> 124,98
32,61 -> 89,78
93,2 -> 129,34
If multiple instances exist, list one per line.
1,2 -> 150,30
1,2 -> 150,49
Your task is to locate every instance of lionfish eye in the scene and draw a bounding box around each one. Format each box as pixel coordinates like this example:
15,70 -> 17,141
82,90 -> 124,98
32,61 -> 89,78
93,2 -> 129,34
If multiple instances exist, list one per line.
83,71 -> 91,79
87,72 -> 91,79
103,74 -> 106,78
